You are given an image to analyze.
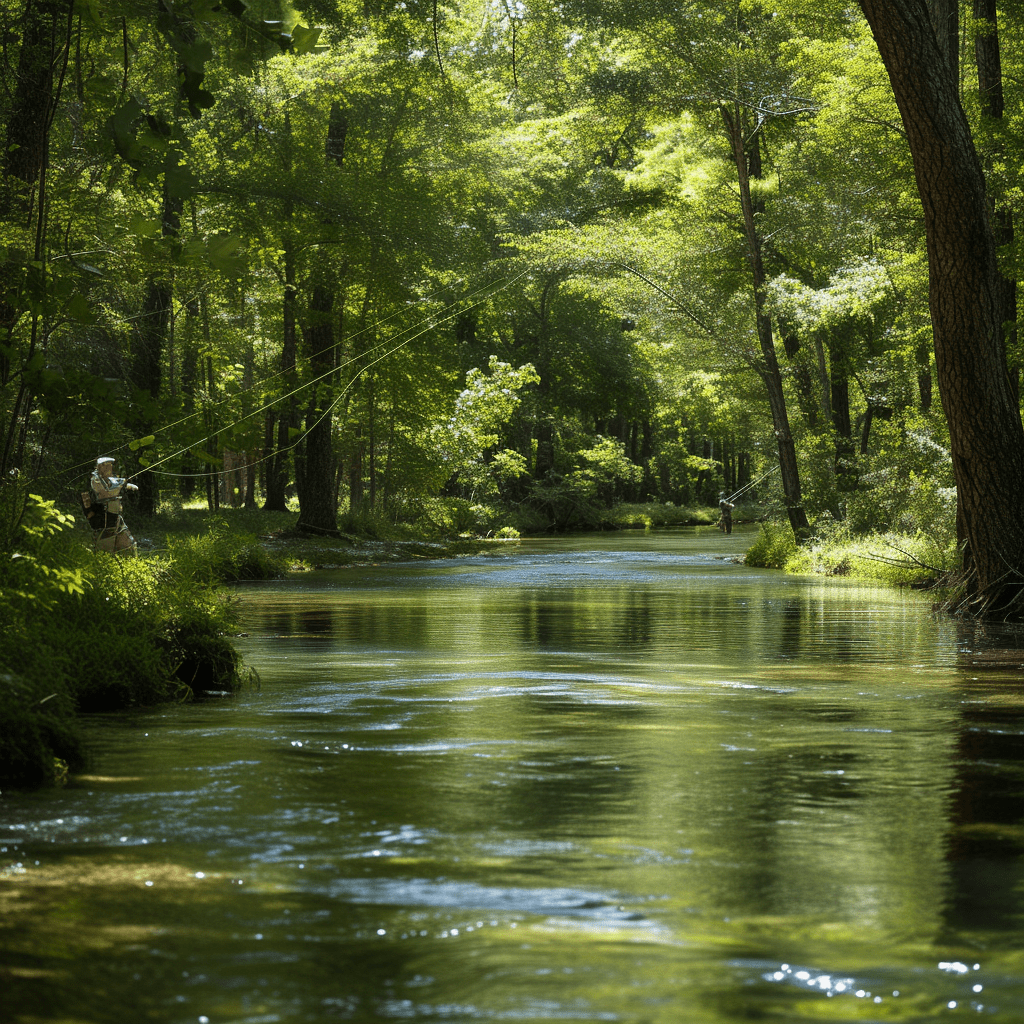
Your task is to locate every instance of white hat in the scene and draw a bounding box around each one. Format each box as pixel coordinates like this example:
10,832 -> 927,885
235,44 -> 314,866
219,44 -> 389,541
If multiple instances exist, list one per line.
96,456 -> 115,466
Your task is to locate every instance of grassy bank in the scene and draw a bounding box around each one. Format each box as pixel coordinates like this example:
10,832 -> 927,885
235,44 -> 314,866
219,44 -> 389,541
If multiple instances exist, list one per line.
744,520 -> 958,589
0,508 -> 277,791
599,502 -> 721,530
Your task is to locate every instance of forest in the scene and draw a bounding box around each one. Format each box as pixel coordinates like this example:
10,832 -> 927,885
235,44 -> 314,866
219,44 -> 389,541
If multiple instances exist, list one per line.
2,0 -> 1020,554
4,1 -> 1024,782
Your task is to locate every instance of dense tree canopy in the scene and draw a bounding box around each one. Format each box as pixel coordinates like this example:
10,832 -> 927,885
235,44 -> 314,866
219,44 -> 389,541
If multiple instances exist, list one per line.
2,0 -> 1024,611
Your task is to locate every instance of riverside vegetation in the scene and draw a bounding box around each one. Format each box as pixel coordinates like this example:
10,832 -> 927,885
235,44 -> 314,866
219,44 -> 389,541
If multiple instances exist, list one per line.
0,494 -> 272,790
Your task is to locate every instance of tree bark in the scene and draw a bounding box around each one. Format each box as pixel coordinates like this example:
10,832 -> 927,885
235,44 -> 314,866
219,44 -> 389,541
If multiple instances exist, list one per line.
973,0 -> 1017,403
264,238 -> 298,511
859,0 -> 1024,614
264,111 -> 298,512
4,0 -> 71,187
926,0 -> 958,84
721,102 -> 809,537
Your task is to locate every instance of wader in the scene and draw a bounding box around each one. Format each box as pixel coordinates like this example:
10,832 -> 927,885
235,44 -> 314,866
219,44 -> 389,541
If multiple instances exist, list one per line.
719,501 -> 734,535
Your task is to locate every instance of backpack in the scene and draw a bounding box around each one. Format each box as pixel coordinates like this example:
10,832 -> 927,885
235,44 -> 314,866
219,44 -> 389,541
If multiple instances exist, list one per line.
79,488 -> 102,528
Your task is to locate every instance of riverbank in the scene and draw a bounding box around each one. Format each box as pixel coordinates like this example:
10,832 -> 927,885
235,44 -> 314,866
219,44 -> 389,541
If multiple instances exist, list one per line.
0,512 -> 262,792
743,519 -> 959,590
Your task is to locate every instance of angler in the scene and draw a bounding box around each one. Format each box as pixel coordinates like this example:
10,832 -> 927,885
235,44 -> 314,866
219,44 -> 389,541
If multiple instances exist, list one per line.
85,457 -> 139,554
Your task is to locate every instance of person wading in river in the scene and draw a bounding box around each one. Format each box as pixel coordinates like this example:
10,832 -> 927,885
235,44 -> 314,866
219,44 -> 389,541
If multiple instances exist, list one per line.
89,457 -> 139,554
718,492 -> 735,535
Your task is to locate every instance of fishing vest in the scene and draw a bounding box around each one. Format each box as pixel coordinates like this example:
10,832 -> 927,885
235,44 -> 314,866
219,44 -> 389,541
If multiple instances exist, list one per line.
90,471 -> 125,514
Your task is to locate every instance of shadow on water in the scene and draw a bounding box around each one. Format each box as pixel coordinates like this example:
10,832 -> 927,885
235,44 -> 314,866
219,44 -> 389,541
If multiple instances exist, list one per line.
943,620 -> 1024,936
4,531 -> 1024,1022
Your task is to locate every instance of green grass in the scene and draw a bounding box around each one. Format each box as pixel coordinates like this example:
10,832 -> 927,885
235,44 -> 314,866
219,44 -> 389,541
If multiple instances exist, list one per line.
745,518 -> 958,587
785,529 -> 957,586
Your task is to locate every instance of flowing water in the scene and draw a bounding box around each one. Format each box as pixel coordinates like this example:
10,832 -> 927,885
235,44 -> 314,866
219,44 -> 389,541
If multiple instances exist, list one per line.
5,527 -> 1024,1023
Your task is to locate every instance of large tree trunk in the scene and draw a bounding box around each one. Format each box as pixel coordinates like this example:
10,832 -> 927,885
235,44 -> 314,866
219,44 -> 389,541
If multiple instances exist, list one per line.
4,0 -> 71,188
130,270 -> 174,515
263,111 -> 298,512
293,104 -> 348,533
721,102 -> 809,538
926,0 -> 958,83
859,0 -> 1024,615
264,238 -> 298,511
974,0 -> 1017,403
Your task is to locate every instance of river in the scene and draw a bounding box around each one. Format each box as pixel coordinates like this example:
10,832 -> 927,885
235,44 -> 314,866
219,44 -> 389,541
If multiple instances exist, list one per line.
4,527 -> 1024,1023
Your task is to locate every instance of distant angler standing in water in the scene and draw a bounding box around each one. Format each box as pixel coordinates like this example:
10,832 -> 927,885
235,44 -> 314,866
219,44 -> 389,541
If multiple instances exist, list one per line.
718,492 -> 735,535
90,456 -> 138,554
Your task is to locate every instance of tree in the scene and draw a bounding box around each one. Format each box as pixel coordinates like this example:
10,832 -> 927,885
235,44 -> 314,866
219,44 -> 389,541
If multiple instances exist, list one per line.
859,0 -> 1024,614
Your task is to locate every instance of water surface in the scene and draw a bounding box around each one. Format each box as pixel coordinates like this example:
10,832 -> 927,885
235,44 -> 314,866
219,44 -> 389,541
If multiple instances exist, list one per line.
4,527 -> 1024,1023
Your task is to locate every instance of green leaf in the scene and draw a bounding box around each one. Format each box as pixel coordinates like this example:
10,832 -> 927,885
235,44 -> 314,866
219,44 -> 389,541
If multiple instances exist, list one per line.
130,214 -> 162,238
205,233 -> 245,277
179,40 -> 214,73
191,448 -> 222,467
129,435 -> 156,450
107,98 -> 146,167
290,24 -> 322,55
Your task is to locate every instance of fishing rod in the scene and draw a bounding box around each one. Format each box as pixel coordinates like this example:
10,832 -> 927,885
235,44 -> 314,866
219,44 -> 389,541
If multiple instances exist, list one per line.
724,463 -> 779,504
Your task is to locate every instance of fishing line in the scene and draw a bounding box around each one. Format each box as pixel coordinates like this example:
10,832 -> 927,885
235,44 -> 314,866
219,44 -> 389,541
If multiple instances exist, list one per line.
137,275 -> 494,442
126,278 -> 499,450
724,464 -> 779,504
139,283 -> 512,480
133,271 -> 527,481
60,273 -> 518,485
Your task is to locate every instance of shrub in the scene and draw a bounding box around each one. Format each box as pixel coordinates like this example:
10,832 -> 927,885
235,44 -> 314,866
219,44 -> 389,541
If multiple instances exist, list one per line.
0,508 -> 253,787
744,521 -> 798,569
788,522 -> 958,587
162,522 -> 287,583
160,609 -> 244,696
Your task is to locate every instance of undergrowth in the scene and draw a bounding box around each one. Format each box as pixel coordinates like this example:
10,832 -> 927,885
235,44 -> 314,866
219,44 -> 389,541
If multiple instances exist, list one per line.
786,527 -> 957,586
605,502 -> 720,530
744,522 -> 798,569
0,508 -> 261,791
745,518 -> 958,586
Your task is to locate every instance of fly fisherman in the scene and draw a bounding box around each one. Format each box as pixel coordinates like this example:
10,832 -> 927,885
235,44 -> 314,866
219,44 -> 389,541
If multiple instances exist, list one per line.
718,491 -> 735,535
90,456 -> 139,554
